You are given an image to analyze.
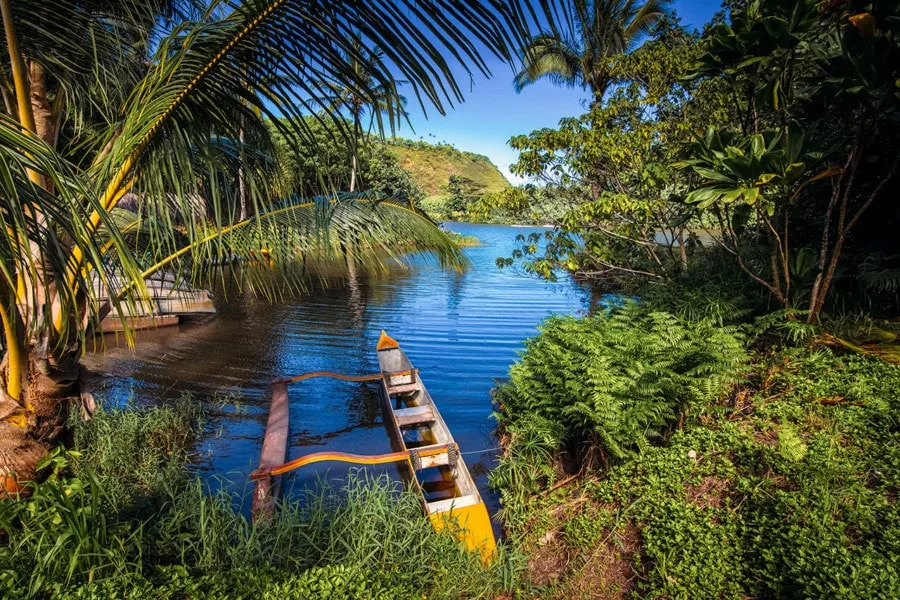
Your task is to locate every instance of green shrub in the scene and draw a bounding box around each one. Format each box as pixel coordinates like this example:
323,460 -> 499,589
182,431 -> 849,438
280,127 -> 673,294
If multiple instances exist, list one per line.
494,303 -> 746,464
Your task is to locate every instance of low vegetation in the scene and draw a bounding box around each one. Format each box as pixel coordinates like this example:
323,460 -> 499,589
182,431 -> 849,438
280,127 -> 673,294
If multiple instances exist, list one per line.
490,282 -> 900,598
445,230 -> 483,247
0,398 -> 518,599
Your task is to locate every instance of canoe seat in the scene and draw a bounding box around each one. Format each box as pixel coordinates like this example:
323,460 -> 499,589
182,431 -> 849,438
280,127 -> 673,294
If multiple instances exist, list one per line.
426,494 -> 480,515
394,406 -> 434,427
387,382 -> 420,396
409,443 -> 459,470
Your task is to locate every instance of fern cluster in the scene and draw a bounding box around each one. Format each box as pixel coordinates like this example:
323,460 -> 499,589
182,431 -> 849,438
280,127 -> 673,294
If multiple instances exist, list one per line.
491,302 -> 747,508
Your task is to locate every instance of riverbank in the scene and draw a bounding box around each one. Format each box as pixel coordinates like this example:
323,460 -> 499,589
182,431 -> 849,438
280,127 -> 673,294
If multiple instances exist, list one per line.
489,292 -> 900,598
0,398 -> 516,599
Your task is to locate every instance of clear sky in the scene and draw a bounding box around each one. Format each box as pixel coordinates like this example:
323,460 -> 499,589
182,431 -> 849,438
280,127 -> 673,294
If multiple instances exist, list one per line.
396,0 -> 725,184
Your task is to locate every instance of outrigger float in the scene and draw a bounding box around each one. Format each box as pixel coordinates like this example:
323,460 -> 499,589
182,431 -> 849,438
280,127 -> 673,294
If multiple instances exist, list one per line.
250,331 -> 496,559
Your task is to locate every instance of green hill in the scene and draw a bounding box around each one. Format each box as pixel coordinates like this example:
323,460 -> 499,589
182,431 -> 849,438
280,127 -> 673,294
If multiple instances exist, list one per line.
385,138 -> 510,200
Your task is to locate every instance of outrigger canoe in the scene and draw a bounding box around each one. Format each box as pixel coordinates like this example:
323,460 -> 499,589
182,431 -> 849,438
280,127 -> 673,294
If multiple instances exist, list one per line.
250,331 -> 496,559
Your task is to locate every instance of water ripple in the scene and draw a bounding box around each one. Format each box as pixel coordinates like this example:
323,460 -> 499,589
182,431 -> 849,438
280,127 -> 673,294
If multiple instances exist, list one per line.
82,223 -> 590,512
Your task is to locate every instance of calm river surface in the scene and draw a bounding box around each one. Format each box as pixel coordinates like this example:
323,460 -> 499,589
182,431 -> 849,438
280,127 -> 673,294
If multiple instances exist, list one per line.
82,223 -> 590,511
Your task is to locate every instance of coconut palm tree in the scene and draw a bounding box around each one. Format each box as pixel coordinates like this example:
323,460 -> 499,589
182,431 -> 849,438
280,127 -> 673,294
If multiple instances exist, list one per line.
0,0 -> 536,489
514,0 -> 669,105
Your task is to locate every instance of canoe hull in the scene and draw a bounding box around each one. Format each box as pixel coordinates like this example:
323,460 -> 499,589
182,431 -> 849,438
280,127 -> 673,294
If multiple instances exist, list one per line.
376,330 -> 497,559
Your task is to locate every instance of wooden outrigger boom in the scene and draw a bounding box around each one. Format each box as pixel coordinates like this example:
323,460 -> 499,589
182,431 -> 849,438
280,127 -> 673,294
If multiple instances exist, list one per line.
251,331 -> 497,559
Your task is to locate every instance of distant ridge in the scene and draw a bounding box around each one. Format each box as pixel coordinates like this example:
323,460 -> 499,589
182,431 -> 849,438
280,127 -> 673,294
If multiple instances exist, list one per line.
385,138 -> 510,200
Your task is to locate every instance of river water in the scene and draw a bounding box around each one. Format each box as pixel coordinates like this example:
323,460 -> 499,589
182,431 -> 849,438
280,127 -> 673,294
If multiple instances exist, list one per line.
82,223 -> 590,511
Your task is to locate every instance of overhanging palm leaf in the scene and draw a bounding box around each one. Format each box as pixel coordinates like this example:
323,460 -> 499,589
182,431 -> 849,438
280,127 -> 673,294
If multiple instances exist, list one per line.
515,0 -> 669,102
52,0 -> 535,328
98,192 -> 464,329
0,0 -> 549,481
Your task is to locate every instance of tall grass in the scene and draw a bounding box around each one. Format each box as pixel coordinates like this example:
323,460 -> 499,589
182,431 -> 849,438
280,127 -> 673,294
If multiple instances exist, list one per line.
0,398 -> 519,599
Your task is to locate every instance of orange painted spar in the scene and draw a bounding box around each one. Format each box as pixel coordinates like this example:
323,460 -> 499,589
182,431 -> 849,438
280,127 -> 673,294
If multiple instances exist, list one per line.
271,369 -> 416,385
250,444 -> 456,479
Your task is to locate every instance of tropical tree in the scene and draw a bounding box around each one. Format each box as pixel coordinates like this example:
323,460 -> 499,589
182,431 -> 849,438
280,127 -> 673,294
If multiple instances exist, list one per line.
680,0 -> 900,321
501,23 -> 713,283
0,0 -> 536,488
319,37 -> 409,193
513,0 -> 669,104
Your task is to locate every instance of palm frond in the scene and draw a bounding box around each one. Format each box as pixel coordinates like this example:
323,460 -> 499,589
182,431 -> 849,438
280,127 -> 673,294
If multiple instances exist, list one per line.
112,192 -> 466,303
72,0 -> 534,290
515,34 -> 583,91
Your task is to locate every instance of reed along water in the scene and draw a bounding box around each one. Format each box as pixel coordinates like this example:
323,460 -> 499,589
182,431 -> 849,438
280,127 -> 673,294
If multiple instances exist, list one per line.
83,223 -> 590,513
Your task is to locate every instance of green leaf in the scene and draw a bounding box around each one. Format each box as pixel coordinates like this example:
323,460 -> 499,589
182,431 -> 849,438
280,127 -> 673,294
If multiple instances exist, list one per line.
743,186 -> 761,204
692,167 -> 736,183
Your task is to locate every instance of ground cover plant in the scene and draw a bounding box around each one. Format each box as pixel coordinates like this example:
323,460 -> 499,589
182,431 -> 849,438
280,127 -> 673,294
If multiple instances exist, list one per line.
491,296 -> 900,599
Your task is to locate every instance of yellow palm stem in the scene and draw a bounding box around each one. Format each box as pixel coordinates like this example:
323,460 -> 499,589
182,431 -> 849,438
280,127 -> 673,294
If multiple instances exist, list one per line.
52,177 -> 134,332
57,0 -> 290,332
0,284 -> 26,402
1,0 -> 40,186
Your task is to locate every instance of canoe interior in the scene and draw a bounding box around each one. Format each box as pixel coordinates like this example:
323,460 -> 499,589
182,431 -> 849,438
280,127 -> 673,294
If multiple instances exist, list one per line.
377,333 -> 496,558
377,345 -> 480,504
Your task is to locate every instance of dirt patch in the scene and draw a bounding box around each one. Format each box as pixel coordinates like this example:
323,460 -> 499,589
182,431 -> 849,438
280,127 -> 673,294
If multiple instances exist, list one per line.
686,476 -> 730,510
557,521 -> 640,600
753,427 -> 778,447
528,535 -> 571,587
727,388 -> 755,417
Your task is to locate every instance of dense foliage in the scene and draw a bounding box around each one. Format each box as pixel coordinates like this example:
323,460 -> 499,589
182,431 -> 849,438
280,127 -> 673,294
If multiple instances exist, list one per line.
268,118 -> 425,208
490,302 -> 747,511
502,1 -> 900,320
487,259 -> 900,596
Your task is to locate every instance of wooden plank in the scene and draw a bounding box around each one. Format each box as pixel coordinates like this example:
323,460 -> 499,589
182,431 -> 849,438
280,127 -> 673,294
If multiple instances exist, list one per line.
252,381 -> 290,521
411,443 -> 453,469
426,494 -> 480,514
387,382 -> 420,395
99,314 -> 179,333
394,406 -> 434,427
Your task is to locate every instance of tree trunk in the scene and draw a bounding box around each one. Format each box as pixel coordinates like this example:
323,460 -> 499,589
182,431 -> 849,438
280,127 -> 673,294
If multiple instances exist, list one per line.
349,153 -> 357,192
238,124 -> 247,221
0,343 -> 82,494
29,61 -> 55,146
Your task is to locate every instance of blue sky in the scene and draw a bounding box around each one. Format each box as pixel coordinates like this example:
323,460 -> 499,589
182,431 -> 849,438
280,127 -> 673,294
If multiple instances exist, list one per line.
396,0 -> 725,184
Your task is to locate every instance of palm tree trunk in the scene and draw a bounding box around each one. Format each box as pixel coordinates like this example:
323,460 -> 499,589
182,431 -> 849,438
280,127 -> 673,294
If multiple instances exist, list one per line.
349,102 -> 361,192
0,332 -> 83,494
28,61 -> 55,146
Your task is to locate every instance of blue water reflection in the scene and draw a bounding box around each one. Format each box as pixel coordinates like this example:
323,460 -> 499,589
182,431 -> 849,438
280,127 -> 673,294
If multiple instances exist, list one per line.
83,223 -> 590,514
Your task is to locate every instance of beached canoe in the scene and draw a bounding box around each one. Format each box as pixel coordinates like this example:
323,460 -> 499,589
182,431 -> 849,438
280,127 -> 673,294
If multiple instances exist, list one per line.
376,331 -> 496,558
251,331 -> 497,559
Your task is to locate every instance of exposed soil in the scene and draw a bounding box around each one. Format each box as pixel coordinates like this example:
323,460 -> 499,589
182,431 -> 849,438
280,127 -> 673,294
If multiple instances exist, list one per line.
686,476 -> 730,511
556,521 -> 640,600
528,535 -> 571,587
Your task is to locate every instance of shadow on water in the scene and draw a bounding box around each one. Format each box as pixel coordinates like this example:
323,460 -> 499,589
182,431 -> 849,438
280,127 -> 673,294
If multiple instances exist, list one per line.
82,223 -> 590,521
